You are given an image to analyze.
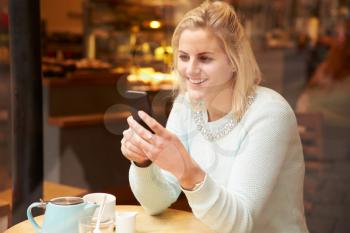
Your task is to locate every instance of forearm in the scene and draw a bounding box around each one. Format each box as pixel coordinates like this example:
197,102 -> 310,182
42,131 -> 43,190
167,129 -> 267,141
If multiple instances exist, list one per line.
176,153 -> 206,190
129,162 -> 181,215
183,174 -> 253,233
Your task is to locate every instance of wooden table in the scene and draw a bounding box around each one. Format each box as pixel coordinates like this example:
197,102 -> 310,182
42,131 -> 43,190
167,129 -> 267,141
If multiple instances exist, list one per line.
0,181 -> 88,206
5,205 -> 215,233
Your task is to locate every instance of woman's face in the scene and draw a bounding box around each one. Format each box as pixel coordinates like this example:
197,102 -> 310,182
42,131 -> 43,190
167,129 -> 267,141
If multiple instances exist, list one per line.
177,28 -> 234,102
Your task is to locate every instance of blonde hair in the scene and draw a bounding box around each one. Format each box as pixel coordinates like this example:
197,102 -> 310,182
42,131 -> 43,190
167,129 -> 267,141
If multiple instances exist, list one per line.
171,0 -> 261,119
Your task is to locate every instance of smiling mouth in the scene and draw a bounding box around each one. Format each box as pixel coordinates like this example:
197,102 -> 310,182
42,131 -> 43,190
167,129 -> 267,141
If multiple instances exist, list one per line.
187,78 -> 207,85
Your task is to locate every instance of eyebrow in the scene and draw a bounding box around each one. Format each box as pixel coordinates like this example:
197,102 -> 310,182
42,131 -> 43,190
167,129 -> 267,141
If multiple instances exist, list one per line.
178,50 -> 214,55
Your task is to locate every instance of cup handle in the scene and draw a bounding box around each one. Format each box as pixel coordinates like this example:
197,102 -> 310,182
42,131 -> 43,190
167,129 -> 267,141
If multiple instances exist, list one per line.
26,202 -> 43,233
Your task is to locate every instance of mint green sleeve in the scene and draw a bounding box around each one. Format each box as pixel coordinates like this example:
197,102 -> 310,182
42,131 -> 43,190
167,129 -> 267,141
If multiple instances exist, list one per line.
128,96 -> 189,215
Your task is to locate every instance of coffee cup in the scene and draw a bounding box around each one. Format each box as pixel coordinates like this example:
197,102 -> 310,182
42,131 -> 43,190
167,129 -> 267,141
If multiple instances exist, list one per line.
83,193 -> 116,222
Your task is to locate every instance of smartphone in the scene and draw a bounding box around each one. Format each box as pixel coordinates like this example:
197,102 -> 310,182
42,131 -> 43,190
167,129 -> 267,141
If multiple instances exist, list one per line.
125,90 -> 154,133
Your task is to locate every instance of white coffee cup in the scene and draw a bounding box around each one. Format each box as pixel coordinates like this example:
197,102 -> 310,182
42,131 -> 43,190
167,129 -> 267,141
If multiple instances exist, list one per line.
83,193 -> 116,222
115,211 -> 138,233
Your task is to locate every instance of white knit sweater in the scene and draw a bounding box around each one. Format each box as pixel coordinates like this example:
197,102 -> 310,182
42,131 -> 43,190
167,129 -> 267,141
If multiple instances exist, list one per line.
129,86 -> 310,233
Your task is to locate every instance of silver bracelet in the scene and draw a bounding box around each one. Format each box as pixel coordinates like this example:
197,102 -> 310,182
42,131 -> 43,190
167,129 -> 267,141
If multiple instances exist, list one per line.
190,180 -> 205,191
183,174 -> 206,191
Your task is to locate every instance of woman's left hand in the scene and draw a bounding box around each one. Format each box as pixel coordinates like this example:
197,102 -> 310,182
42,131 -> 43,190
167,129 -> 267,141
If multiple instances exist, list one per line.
127,111 -> 205,189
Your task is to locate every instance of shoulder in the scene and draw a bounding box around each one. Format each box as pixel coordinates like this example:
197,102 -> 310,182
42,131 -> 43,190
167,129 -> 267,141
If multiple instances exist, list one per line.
166,93 -> 192,126
254,86 -> 289,105
171,93 -> 191,113
166,93 -> 192,142
253,86 -> 294,114
243,86 -> 297,127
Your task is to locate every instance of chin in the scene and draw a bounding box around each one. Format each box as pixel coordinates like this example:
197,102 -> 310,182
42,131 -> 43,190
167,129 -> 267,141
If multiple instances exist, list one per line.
188,90 -> 205,101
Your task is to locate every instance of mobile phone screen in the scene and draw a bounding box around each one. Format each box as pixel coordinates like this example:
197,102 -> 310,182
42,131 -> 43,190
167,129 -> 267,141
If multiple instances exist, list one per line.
125,90 -> 154,133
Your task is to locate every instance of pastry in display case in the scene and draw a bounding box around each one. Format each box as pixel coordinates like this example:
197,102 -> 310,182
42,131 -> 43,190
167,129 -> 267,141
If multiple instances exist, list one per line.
126,66 -> 177,91
83,0 -> 177,90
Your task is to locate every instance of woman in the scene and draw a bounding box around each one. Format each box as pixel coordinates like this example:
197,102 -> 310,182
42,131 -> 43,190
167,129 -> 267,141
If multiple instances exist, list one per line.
121,1 -> 309,232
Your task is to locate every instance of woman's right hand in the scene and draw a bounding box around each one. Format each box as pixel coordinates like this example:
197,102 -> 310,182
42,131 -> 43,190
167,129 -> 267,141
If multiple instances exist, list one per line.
121,128 -> 152,167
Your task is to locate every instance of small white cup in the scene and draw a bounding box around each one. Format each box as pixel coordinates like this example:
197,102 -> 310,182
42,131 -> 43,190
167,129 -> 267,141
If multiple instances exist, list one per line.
115,211 -> 138,233
83,193 -> 116,223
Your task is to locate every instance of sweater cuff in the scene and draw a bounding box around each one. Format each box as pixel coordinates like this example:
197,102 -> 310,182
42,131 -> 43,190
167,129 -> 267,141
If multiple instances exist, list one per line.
130,161 -> 159,182
182,174 -> 219,204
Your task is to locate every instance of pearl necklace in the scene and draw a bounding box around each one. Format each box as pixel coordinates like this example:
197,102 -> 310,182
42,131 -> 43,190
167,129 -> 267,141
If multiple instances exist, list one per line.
192,96 -> 255,141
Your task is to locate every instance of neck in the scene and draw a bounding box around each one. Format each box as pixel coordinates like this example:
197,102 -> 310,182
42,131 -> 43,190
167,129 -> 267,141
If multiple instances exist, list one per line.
205,84 -> 233,122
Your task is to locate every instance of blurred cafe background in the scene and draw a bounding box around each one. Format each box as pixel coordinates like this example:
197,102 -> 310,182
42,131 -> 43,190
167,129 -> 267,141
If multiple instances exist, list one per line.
0,0 -> 350,232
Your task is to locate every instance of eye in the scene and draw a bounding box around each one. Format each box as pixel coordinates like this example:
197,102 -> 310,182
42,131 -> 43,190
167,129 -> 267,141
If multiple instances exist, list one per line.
179,54 -> 189,61
199,56 -> 213,63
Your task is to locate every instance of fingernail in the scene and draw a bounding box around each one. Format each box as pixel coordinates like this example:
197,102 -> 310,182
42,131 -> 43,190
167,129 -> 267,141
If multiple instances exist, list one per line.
138,111 -> 144,117
127,116 -> 133,124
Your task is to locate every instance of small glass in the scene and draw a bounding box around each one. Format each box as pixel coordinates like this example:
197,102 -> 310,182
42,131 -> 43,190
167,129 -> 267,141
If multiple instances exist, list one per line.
79,215 -> 114,233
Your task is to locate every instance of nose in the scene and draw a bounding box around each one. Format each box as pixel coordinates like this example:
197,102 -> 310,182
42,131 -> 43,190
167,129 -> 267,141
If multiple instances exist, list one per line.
186,59 -> 200,76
